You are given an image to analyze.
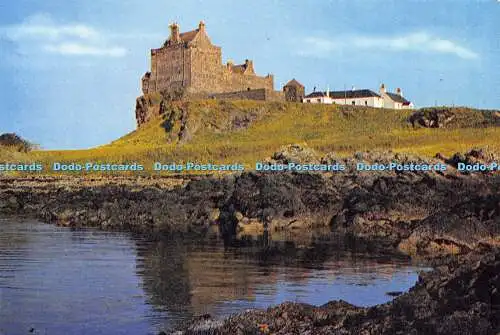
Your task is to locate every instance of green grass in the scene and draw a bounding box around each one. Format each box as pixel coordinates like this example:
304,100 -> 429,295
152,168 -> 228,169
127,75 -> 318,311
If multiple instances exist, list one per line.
12,100 -> 500,175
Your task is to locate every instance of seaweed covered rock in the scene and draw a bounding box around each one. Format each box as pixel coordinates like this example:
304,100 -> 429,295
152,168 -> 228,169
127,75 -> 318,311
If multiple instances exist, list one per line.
270,144 -> 321,165
446,148 -> 499,171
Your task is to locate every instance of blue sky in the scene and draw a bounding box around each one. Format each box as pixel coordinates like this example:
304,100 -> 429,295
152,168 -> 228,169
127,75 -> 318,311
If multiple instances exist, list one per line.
0,0 -> 498,149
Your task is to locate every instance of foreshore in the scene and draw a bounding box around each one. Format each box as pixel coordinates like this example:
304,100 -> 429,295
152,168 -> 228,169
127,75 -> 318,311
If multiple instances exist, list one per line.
1,150 -> 499,255
1,151 -> 499,334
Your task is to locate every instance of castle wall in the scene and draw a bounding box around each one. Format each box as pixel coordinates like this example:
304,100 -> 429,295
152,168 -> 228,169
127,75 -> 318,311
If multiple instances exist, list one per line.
150,44 -> 192,92
210,88 -> 284,102
220,71 -> 274,93
188,64 -> 274,95
188,43 -> 224,93
142,23 -> 275,99
188,41 -> 274,94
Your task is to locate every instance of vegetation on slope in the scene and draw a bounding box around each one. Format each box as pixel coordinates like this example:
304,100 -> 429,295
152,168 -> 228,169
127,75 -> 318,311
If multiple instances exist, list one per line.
0,133 -> 37,153
21,99 -> 500,174
0,133 -> 37,163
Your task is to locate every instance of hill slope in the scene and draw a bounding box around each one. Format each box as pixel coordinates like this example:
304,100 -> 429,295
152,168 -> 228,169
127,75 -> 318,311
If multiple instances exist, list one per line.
29,99 -> 500,171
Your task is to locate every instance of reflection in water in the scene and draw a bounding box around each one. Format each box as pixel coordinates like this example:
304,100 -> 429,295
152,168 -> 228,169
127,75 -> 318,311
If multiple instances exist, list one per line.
136,239 -> 194,324
0,220 -> 426,335
136,229 -> 425,332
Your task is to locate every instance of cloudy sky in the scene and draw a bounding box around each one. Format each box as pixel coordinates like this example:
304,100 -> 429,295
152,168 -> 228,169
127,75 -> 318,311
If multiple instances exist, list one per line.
0,0 -> 498,149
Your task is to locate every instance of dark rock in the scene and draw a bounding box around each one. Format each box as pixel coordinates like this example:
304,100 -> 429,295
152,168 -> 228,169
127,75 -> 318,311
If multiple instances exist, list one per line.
409,108 -> 456,128
446,148 -> 499,174
270,144 -> 320,164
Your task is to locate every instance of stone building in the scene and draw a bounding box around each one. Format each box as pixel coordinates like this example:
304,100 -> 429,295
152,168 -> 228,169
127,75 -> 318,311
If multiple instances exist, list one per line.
283,79 -> 305,102
141,21 -> 278,98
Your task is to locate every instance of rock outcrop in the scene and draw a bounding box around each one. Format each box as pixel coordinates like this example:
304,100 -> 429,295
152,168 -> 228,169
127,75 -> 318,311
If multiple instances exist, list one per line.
1,149 -> 499,258
408,108 -> 456,128
446,148 -> 499,172
270,144 -> 321,165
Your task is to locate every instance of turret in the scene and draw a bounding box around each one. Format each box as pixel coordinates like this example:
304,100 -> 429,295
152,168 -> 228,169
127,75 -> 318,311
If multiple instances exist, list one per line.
169,22 -> 180,43
198,20 -> 206,32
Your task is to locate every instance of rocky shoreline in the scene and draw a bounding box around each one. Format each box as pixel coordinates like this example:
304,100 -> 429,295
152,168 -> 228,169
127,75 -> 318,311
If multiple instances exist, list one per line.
1,149 -> 499,334
175,247 -> 499,335
1,150 -> 498,255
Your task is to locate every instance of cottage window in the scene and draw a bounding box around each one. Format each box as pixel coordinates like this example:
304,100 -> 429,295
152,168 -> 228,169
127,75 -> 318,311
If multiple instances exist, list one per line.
317,98 -> 321,103
352,101 -> 355,105
365,101 -> 368,106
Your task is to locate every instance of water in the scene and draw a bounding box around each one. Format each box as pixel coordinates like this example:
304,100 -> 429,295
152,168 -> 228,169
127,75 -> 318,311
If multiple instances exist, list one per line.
0,219 -> 426,335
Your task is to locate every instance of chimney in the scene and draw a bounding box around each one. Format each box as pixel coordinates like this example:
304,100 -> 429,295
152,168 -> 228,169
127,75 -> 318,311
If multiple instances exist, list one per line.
198,20 -> 205,32
244,59 -> 254,72
351,85 -> 356,91
380,83 -> 386,94
396,87 -> 403,97
169,22 -> 180,43
326,85 -> 330,97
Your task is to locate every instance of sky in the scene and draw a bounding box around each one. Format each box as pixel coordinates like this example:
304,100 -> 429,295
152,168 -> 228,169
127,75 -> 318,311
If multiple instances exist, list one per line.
0,0 -> 498,149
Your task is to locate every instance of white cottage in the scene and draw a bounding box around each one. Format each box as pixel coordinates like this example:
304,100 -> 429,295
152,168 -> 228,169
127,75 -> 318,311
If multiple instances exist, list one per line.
303,84 -> 414,110
304,89 -> 384,107
379,84 -> 414,109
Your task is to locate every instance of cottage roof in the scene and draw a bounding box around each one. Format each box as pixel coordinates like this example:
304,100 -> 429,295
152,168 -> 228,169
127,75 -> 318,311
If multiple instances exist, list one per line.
385,92 -> 411,104
305,91 -> 326,98
305,89 -> 381,99
330,89 -> 381,99
284,79 -> 304,88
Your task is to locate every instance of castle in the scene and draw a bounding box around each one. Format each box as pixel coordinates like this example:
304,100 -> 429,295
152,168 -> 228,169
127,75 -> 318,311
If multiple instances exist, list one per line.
141,21 -> 286,101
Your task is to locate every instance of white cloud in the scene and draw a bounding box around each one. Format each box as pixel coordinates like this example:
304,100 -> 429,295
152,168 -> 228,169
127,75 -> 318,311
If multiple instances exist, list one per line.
299,32 -> 478,60
44,43 -> 127,57
0,13 -> 127,58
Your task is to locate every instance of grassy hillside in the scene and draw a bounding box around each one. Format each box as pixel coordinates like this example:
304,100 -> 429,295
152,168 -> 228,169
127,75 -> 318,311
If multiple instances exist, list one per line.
0,147 -> 22,161
23,99 -> 500,174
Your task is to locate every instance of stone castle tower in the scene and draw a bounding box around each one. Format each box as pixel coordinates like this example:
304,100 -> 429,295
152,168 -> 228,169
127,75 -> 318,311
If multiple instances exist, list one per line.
141,21 -> 275,96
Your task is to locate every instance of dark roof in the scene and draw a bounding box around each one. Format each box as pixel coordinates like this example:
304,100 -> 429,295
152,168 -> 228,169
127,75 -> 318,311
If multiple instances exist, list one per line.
179,29 -> 199,42
304,91 -> 327,98
386,92 -> 411,104
305,89 -> 380,99
284,79 -> 304,88
230,64 -> 247,74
